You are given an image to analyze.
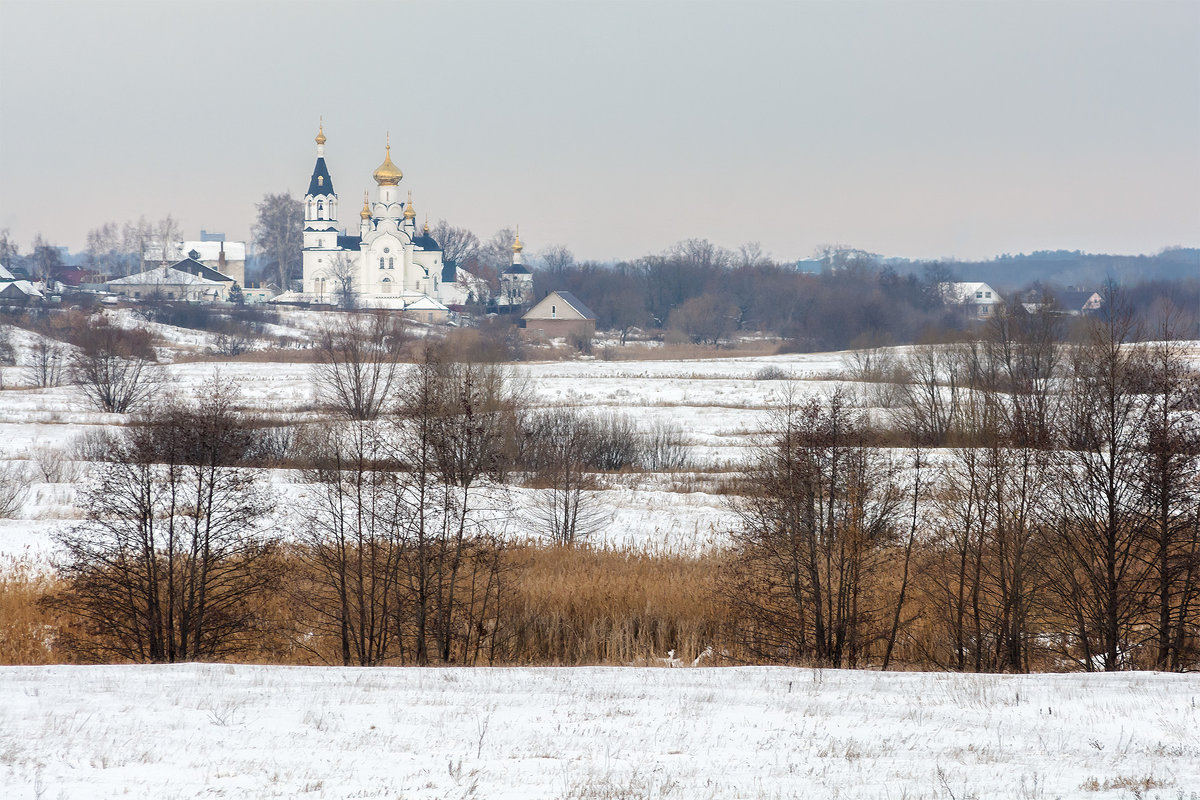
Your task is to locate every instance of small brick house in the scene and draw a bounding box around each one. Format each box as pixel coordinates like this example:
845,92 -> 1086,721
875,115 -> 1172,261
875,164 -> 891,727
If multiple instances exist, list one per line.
520,291 -> 597,340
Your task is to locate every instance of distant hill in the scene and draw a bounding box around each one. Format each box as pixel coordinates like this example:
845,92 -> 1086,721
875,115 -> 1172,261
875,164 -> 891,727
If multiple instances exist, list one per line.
884,248 -> 1199,291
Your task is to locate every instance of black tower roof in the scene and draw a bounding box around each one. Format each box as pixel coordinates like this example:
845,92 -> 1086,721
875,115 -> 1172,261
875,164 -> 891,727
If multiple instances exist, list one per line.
307,158 -> 335,197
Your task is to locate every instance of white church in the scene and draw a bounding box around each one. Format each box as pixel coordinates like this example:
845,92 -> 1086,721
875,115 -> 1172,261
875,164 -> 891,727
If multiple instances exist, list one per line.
292,123 -> 481,312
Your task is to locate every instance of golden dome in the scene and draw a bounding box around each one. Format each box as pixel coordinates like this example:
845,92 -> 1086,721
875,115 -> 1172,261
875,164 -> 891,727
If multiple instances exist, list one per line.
360,191 -> 371,220
372,135 -> 403,186
404,190 -> 416,219
315,118 -> 326,146
512,227 -> 524,253
424,213 -> 430,233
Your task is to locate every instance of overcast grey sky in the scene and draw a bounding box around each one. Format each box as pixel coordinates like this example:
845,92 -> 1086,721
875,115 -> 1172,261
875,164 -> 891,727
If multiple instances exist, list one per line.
1,0 -> 1197,262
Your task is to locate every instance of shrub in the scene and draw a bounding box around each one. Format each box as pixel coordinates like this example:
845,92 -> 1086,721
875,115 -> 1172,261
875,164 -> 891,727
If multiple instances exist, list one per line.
753,365 -> 788,381
642,420 -> 690,470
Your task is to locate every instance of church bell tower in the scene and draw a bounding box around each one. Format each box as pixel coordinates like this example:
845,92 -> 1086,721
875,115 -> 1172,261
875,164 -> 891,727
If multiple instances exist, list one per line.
302,120 -> 341,295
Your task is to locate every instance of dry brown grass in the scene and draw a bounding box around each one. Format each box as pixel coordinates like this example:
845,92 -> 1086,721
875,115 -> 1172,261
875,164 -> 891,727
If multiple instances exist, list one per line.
10,533 -> 1171,671
0,544 -> 735,666
0,557 -> 72,664
504,544 -> 731,665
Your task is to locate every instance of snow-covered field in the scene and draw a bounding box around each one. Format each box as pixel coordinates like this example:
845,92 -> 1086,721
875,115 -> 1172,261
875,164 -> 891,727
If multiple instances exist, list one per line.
1,664 -> 1196,799
5,316 -> 1199,562
0,325 -> 856,561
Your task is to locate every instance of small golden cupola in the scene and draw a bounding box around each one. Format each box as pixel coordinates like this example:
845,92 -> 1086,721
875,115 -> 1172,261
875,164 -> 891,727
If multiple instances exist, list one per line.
372,133 -> 403,186
404,190 -> 417,219
512,227 -> 524,254
360,191 -> 371,220
424,213 -> 431,233
315,119 -> 327,146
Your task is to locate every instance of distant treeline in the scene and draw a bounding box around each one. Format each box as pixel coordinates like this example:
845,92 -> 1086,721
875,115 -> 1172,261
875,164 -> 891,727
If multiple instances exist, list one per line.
523,242 -> 1199,350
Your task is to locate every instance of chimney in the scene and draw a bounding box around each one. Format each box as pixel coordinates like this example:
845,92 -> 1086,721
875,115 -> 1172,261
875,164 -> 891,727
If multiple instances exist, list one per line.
219,241 -> 226,275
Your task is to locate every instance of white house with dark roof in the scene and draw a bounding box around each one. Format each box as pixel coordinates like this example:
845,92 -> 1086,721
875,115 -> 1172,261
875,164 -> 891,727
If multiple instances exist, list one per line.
939,281 -> 1002,319
0,262 -> 43,303
293,123 -> 476,312
106,265 -> 231,302
520,291 -> 597,340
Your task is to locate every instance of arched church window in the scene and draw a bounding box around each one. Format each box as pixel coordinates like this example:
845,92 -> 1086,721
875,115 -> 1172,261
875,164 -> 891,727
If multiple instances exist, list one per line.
379,258 -> 385,269
317,201 -> 324,218
388,257 -> 394,269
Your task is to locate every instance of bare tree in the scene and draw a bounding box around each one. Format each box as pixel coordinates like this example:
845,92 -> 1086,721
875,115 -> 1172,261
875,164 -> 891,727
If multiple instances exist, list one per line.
121,217 -> 157,276
668,238 -> 732,271
1138,301 -> 1200,670
421,356 -> 512,662
48,378 -> 278,662
896,343 -> 968,445
0,463 -> 32,519
730,387 -> 904,667
29,234 -> 63,283
521,408 -> 610,545
25,338 -> 65,388
85,222 -> 131,277
69,326 -> 163,413
325,252 -> 358,309
882,446 -> 926,670
736,241 -> 768,269
606,287 -> 651,345
253,192 -> 303,289
312,314 -> 407,421
668,293 -> 738,346
986,300 -> 1063,449
429,220 -> 481,270
144,215 -> 182,269
1047,286 -> 1148,671
295,420 -> 406,666
391,350 -> 514,664
537,244 -> 575,274
0,228 -> 19,268
0,326 -> 14,388
478,227 -> 518,273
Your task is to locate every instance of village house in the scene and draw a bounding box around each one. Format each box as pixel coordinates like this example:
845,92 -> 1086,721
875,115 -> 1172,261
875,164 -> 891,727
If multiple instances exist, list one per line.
143,237 -> 247,287
1053,289 -> 1104,315
939,281 -> 1002,319
106,263 -> 231,302
0,262 -> 44,305
520,291 -> 597,341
